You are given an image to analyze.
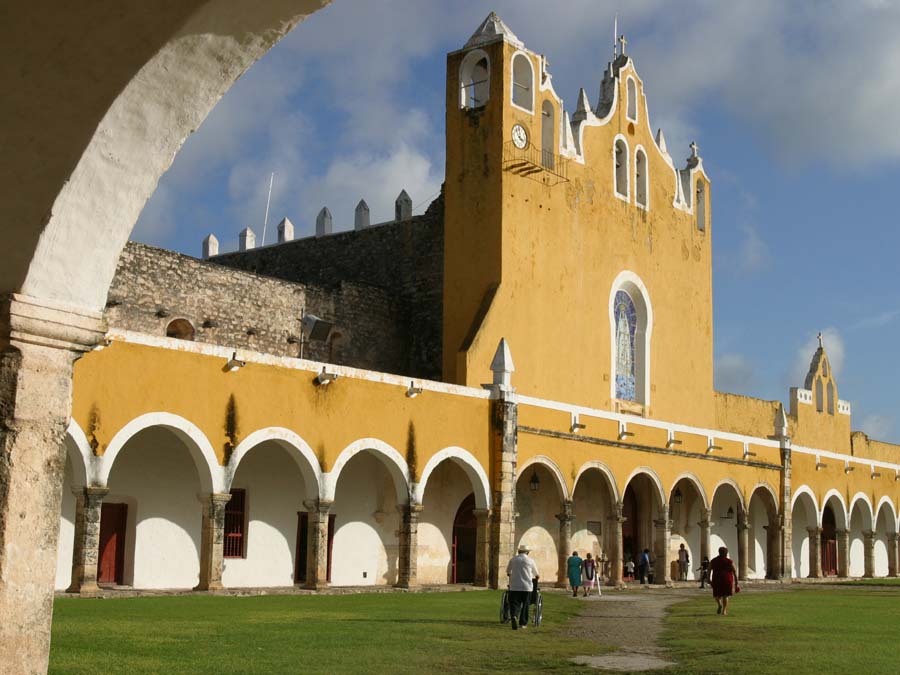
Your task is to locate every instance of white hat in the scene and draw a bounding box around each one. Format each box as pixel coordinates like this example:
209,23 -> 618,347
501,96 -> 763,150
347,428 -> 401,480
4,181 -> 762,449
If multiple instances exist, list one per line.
517,544 -> 530,553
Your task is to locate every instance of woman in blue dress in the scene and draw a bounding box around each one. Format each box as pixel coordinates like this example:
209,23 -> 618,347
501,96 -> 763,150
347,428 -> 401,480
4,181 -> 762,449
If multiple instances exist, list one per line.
566,551 -> 583,597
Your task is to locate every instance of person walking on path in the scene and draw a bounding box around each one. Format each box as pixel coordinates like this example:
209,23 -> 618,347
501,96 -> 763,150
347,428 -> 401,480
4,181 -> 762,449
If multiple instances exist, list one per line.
582,553 -> 601,597
709,546 -> 738,615
506,544 -> 540,630
638,549 -> 651,584
566,551 -> 584,597
677,543 -> 690,581
698,556 -> 710,589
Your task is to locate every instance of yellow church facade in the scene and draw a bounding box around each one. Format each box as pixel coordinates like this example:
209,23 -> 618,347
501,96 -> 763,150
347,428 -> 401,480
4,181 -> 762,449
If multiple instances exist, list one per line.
56,14 -> 900,595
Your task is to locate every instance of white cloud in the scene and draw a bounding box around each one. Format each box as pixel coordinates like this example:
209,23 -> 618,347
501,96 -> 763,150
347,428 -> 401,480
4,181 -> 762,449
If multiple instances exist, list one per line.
791,327 -> 845,386
715,353 -> 756,394
859,414 -> 895,441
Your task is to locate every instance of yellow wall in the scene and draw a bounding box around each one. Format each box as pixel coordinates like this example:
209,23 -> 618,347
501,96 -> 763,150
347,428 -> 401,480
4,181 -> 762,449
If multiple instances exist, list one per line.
444,44 -> 715,427
72,341 -> 491,477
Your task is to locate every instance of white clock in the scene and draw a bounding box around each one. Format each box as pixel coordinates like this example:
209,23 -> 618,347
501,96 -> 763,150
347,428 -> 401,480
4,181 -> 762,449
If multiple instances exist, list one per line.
511,124 -> 528,149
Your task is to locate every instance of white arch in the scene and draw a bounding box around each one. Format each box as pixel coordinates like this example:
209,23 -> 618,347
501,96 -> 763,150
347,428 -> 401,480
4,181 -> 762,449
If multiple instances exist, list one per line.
414,447 -> 491,510
97,412 -> 223,493
225,427 -> 322,500
64,419 -> 92,488
791,485 -> 820,525
848,492 -> 874,530
710,478 -> 747,514
517,455 -> 569,501
669,472 -> 709,510
510,49 -> 534,114
324,438 -> 410,504
821,489 -> 848,529
622,466 -> 666,508
458,48 -> 490,109
608,270 -> 653,406
749,482 -> 780,513
572,460 -> 620,505
874,496 -> 898,533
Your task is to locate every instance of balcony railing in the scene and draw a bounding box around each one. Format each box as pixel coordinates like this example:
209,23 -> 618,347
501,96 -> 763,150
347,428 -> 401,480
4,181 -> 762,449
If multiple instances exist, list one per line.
502,141 -> 570,185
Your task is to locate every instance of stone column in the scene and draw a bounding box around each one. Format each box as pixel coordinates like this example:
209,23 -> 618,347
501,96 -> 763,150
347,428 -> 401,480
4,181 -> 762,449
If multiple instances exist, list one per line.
0,293 -> 105,674
653,505 -> 671,584
303,499 -> 332,590
607,502 -> 625,587
395,503 -> 424,589
488,390 -> 517,589
836,529 -> 850,578
887,533 -> 899,578
67,486 -> 109,595
863,530 -> 875,578
195,493 -> 232,591
736,512 -> 750,581
765,521 -> 785,580
806,527 -> 822,578
778,434 -> 793,580
698,509 -> 712,564
555,500 -> 574,588
473,508 -> 491,587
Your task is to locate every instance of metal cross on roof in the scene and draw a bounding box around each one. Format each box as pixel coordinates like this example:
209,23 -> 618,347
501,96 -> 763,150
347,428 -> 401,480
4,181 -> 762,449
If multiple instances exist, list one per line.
618,34 -> 628,55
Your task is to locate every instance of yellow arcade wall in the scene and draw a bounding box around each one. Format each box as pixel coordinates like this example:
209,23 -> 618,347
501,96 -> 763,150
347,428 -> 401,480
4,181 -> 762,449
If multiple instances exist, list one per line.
444,40 -> 715,429
71,341 -> 491,480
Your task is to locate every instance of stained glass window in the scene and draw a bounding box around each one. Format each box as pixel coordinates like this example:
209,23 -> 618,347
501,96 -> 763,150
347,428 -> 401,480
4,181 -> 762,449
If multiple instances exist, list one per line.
614,290 -> 637,401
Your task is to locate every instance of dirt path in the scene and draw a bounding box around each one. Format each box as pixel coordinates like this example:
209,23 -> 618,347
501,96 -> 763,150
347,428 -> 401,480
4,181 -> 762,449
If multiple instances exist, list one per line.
562,588 -> 690,671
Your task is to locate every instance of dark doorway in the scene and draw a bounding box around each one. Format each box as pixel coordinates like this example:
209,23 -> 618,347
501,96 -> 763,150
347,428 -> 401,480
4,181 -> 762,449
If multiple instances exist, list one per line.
622,485 -> 639,575
452,494 -> 477,583
98,502 -> 127,585
821,505 -> 837,576
295,512 -> 336,584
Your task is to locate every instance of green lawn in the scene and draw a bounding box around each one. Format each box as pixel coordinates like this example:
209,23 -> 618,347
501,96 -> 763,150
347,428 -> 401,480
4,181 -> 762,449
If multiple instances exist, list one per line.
49,591 -> 592,674
660,586 -> 900,675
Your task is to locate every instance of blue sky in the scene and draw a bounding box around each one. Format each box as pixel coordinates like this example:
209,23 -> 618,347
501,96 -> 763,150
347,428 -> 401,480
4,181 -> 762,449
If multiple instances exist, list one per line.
133,1 -> 900,443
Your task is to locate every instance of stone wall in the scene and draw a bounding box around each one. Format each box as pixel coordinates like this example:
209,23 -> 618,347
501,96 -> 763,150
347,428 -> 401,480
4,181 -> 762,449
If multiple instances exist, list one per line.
105,242 -> 407,374
210,195 -> 444,379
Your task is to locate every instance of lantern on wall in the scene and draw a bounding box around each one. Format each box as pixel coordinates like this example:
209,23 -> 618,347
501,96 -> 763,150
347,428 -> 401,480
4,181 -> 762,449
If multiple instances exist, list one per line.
529,470 -> 540,492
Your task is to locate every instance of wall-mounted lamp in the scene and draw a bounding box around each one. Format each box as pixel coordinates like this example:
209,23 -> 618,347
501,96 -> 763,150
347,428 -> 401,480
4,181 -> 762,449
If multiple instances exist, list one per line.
844,464 -> 855,474
406,381 -> 423,398
666,438 -> 682,448
722,506 -> 735,520
314,367 -> 338,386
618,430 -> 635,441
529,470 -> 540,492
673,487 -> 683,504
871,471 -> 882,479
571,414 -> 586,433
743,449 -> 758,459
225,351 -> 246,372
816,460 -> 827,471
895,471 -> 899,482
707,444 -> 722,454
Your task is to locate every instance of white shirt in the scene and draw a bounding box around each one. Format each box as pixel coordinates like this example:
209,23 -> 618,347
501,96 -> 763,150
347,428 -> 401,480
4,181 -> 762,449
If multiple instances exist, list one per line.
506,553 -> 540,591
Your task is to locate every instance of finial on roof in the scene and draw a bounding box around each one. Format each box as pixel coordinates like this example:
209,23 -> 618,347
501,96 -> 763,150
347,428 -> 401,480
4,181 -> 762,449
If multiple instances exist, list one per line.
465,12 -> 522,49
775,403 -> 789,439
656,128 -> 668,154
618,34 -> 628,55
490,338 -> 515,390
817,332 -> 824,349
690,141 -> 699,158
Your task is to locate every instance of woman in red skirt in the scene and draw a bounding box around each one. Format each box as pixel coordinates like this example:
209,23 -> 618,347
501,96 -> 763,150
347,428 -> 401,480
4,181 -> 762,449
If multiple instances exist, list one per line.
709,546 -> 738,615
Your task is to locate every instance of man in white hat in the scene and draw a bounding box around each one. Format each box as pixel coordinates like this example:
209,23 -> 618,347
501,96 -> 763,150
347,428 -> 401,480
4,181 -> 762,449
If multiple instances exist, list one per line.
506,544 -> 540,630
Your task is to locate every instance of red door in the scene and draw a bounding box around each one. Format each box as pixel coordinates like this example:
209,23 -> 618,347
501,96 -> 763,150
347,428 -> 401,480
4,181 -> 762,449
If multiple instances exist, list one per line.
98,503 -> 127,585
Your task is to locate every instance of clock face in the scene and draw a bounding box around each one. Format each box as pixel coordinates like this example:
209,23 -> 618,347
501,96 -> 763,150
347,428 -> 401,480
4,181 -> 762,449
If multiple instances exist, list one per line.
511,124 -> 528,149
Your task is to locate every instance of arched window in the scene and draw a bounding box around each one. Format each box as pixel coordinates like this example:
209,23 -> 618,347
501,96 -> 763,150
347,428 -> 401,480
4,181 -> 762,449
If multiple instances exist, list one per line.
827,381 -> 835,415
635,148 -> 648,208
541,100 -> 555,169
696,180 -> 707,231
610,273 -> 652,405
166,318 -> 195,341
459,50 -> 490,109
614,137 -> 629,199
511,53 -> 533,112
626,77 -> 637,121
815,377 -> 824,413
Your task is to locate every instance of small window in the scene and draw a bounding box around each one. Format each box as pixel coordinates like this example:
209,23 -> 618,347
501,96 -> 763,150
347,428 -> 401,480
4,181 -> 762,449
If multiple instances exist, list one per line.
635,149 -> 648,208
815,377 -> 824,413
614,138 -> 629,198
626,78 -> 637,121
696,180 -> 706,231
827,381 -> 835,415
459,50 -> 490,109
512,53 -> 533,112
541,100 -> 555,169
224,489 -> 247,558
166,318 -> 195,341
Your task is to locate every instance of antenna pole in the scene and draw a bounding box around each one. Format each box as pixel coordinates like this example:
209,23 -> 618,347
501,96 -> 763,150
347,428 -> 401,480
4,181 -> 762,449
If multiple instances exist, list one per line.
261,172 -> 275,246
614,14 -> 618,59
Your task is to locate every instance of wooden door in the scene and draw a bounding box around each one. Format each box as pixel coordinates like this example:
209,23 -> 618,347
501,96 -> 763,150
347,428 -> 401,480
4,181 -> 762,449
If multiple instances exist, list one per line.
98,503 -> 127,585
451,494 -> 476,583
295,513 -> 336,583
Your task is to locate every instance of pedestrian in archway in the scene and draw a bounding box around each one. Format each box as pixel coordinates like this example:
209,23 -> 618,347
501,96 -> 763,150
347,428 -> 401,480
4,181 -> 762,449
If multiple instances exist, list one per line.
709,546 -> 738,615
566,550 -> 583,597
